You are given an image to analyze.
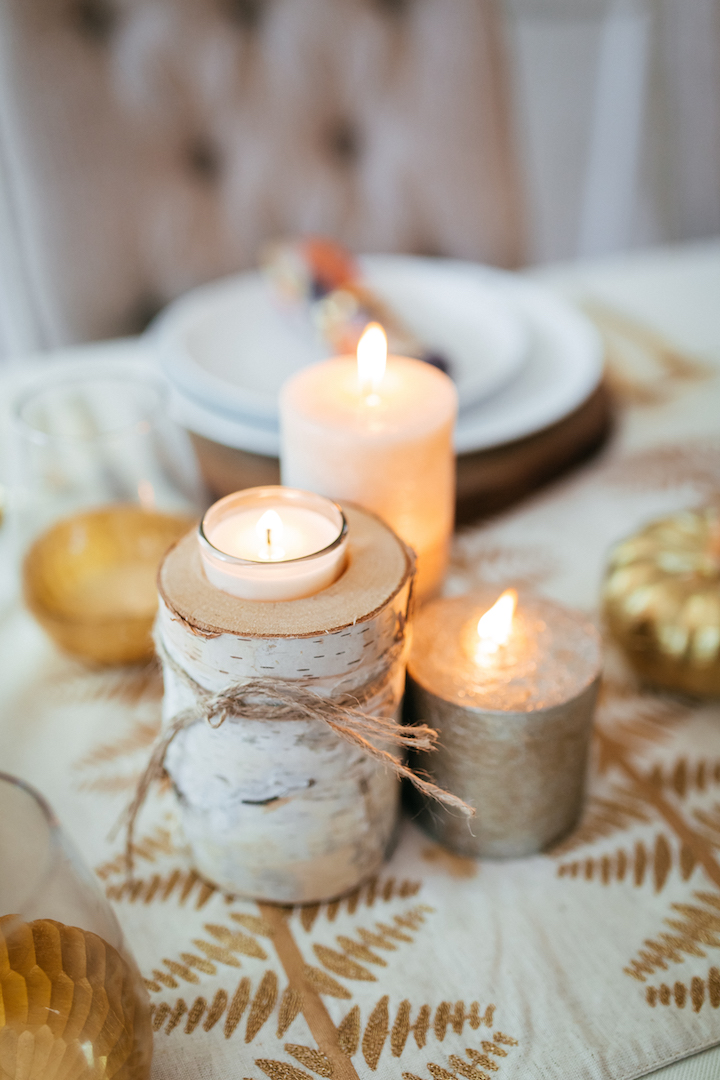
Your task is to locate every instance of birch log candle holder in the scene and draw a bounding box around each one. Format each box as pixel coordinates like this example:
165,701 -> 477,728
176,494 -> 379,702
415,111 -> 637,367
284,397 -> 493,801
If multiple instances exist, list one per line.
133,497 -> 468,904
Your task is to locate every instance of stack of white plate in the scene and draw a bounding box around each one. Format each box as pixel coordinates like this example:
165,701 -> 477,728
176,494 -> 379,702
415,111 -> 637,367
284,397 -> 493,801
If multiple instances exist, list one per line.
152,255 -> 603,461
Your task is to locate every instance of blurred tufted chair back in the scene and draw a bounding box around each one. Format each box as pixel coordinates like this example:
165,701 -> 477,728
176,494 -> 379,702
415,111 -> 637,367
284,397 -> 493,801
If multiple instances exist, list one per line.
0,0 -> 523,353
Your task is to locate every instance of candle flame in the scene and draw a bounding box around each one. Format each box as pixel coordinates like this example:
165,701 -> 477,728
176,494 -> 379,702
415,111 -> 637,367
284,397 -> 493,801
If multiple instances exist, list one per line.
476,589 -> 517,656
256,509 -> 285,560
357,322 -> 387,397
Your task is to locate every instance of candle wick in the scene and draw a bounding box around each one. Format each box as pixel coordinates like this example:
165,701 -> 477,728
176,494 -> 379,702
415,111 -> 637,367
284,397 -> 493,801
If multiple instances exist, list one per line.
266,528 -> 272,549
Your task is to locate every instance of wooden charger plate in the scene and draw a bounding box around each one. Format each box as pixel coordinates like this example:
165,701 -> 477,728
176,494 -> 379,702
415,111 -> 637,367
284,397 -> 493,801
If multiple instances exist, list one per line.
189,383 -> 613,527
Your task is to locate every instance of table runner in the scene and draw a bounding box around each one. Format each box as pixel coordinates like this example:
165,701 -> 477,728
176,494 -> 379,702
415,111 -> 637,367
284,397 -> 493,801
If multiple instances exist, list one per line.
1,244 -> 720,1079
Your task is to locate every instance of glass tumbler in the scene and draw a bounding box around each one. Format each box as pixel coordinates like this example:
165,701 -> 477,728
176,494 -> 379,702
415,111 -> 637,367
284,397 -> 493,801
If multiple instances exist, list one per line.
0,772 -> 152,1079
10,361 -> 205,664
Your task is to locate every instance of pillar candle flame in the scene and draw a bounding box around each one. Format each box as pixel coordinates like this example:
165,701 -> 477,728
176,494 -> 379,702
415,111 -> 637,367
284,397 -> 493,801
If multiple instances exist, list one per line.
476,588 -> 518,660
357,322 -> 387,400
256,509 -> 285,561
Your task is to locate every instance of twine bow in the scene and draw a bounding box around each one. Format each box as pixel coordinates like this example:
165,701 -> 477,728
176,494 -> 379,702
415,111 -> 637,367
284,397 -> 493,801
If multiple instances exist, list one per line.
125,636 -> 474,872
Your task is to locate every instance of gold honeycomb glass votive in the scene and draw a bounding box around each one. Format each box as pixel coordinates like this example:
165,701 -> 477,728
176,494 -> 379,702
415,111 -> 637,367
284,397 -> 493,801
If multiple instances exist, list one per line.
0,773 -> 152,1079
22,505 -> 193,665
603,506 -> 720,696
0,916 -> 151,1080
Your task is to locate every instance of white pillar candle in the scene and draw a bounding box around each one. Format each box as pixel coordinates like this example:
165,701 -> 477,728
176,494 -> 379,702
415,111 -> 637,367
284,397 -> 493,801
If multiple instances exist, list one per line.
198,487 -> 347,601
279,324 -> 457,602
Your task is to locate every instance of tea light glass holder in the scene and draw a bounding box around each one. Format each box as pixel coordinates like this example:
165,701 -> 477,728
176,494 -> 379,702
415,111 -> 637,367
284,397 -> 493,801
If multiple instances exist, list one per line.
10,360 -> 204,663
0,772 -> 152,1077
198,486 -> 348,600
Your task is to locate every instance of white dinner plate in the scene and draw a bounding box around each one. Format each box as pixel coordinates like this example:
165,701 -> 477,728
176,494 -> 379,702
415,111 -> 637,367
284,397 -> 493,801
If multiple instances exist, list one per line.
158,258 -> 604,458
154,256 -> 530,421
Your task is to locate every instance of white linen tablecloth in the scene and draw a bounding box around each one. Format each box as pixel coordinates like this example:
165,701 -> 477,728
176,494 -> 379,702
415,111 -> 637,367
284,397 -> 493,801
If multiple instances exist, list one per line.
1,241 -> 720,1080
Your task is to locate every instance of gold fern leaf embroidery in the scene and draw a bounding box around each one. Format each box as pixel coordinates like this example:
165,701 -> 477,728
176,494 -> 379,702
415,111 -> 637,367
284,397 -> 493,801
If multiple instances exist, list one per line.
294,904 -> 432,1001
646,967 -> 720,1012
450,1051 -> 496,1076
150,1002 -> 171,1031
132,860 -> 513,1074
192,938 -> 242,969
549,791 -> 652,857
434,1004 -> 496,1041
625,890 -> 720,981
462,1049 -> 500,1073
692,802 -> 720,847
362,995 -> 389,1070
184,996 -> 207,1033
294,876 -> 421,933
284,1044 -> 333,1077
557,833 -> 697,891
391,1001 -> 431,1055
165,999 -> 188,1034
245,971 -> 279,1043
232,912 -> 276,937
334,936 -> 387,967
225,977 -> 252,1039
347,999 -> 499,1070
74,699 -> 162,795
147,914 -> 272,991
426,1064 -> 455,1080
180,951 -> 217,975
204,989 -> 228,1031
59,659 -> 163,711
96,827 -> 176,880
312,944 -> 376,982
256,1061 -> 313,1080
400,1033 -> 518,1080
301,965 -> 352,999
105,866 -> 217,908
163,959 -> 200,985
277,988 -> 304,1038
337,1006 -> 361,1056
594,680 -> 691,760
205,923 -> 269,959
649,758 -> 720,799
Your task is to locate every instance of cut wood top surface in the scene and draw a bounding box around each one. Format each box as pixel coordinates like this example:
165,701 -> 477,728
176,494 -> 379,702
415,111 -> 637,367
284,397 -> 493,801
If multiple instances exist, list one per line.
158,503 -> 413,638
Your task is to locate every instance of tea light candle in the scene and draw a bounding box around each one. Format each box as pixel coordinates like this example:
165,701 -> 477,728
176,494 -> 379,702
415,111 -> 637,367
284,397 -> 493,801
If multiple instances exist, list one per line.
198,487 -> 347,601
279,324 -> 457,602
406,587 -> 602,857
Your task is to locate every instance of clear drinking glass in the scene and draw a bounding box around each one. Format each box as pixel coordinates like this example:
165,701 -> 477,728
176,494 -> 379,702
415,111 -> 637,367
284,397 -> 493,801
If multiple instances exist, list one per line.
10,361 -> 205,664
0,772 -> 152,1079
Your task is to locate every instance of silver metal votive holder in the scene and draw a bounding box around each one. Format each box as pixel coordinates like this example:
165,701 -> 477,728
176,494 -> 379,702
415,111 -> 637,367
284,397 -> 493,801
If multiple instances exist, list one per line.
406,589 -> 602,858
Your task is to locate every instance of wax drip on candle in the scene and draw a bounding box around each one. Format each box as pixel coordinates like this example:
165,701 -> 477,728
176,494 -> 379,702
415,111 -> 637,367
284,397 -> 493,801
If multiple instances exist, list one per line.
256,509 -> 286,561
356,322 -> 387,405
475,588 -> 518,664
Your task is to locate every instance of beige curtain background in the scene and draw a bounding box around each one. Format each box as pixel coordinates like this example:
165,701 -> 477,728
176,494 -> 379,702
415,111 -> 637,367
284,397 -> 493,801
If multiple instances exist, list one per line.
0,0 -> 718,359
504,0 -> 720,262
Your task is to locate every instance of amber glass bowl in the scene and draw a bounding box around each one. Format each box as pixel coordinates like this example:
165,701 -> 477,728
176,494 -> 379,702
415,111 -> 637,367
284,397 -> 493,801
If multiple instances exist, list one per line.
603,507 -> 720,696
23,505 -> 193,665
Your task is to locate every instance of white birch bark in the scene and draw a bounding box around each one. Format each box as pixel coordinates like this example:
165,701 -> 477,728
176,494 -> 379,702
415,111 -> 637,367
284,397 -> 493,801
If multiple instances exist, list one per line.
156,506 -> 414,903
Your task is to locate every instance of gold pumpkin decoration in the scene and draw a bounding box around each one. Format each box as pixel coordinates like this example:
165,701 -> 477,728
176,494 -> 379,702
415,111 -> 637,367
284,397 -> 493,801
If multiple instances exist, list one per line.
603,506 -> 720,696
0,916 -> 152,1080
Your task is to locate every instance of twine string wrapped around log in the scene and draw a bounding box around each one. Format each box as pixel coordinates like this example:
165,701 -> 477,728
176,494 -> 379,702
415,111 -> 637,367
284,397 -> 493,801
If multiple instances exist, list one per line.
126,636 -> 474,872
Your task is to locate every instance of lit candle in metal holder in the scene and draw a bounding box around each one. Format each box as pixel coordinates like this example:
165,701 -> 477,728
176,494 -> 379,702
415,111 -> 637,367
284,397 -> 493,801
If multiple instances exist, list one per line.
405,588 -> 602,858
